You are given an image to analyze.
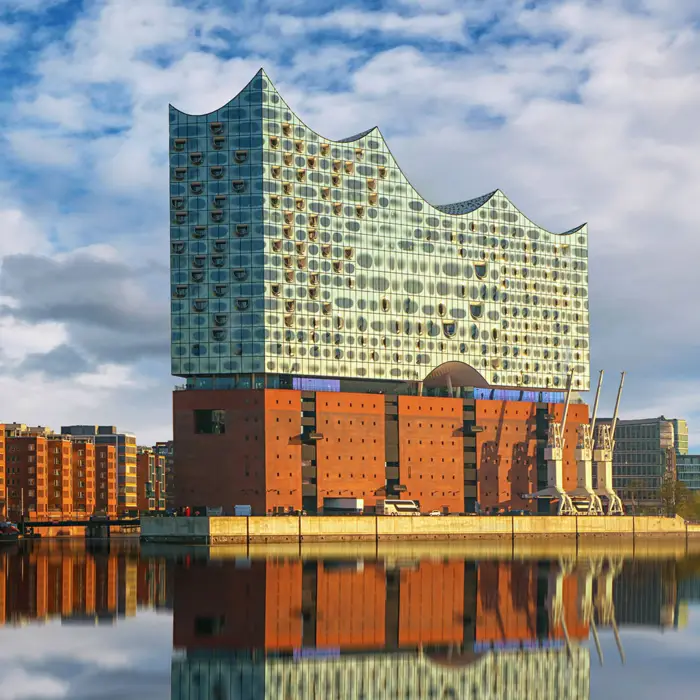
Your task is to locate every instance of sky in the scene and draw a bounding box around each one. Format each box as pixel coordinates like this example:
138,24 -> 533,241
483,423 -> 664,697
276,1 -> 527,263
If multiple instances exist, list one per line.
1,0 -> 700,446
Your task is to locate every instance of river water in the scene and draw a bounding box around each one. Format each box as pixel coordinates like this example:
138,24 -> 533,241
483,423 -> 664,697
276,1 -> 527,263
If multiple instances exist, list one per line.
0,539 -> 698,699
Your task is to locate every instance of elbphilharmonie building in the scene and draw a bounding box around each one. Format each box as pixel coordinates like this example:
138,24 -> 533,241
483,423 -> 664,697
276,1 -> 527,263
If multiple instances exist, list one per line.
169,69 -> 589,395
169,70 -> 591,516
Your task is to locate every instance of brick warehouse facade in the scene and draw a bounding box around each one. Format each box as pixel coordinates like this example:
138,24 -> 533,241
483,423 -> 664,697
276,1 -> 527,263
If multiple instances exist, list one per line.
173,389 -> 588,514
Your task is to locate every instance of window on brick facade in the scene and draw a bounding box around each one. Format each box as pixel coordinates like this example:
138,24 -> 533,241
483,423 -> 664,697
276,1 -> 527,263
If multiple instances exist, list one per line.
194,409 -> 226,435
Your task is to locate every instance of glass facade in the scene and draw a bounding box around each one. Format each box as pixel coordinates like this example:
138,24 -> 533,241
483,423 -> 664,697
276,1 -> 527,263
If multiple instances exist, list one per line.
607,418 -> 674,503
169,69 -> 590,392
677,455 -> 700,491
671,419 -> 688,455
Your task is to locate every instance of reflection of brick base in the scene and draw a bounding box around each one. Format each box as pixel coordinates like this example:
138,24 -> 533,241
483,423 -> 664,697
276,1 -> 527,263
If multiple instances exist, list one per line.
173,389 -> 589,516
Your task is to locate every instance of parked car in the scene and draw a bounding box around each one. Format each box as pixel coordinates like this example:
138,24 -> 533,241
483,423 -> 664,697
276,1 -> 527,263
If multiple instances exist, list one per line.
428,510 -> 442,516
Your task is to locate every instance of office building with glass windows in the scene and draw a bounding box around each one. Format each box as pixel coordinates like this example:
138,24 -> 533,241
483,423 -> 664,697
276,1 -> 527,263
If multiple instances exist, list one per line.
604,415 -> 700,504
169,69 -> 591,515
677,454 -> 700,492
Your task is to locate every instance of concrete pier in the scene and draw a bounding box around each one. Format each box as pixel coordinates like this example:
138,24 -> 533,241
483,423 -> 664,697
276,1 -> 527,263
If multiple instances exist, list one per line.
141,515 -> 700,545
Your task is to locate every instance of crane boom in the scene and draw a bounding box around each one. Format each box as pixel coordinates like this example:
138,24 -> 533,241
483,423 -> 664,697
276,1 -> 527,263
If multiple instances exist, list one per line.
590,370 -> 603,438
559,369 -> 575,438
610,372 -> 626,438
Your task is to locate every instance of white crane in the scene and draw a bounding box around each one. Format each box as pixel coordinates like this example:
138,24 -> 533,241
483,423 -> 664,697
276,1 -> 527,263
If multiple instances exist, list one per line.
594,372 -> 626,515
569,370 -> 604,514
542,369 -> 577,515
522,370 -> 578,514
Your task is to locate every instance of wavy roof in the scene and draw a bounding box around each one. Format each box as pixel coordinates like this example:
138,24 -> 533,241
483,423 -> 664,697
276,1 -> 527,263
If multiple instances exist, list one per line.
170,68 -> 586,238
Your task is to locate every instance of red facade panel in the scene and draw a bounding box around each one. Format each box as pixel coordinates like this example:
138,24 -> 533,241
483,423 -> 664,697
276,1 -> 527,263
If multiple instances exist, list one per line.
475,400 -> 538,511
315,392 -> 385,511
263,390 -> 303,514
475,400 -> 590,511
397,396 -> 463,513
173,389 -> 268,514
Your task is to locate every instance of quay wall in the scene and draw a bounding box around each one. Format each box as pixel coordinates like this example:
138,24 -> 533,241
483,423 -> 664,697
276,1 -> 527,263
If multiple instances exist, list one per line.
141,515 -> 699,544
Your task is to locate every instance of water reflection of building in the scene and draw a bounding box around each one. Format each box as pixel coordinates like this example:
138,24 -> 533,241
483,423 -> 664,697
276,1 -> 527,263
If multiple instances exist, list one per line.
171,559 -> 591,699
172,648 -> 590,700
612,560 -> 681,629
0,542 -> 170,627
678,575 -> 700,603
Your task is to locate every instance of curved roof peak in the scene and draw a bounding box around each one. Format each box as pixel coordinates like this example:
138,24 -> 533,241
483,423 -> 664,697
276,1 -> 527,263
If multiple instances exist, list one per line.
170,68 -> 586,236
435,190 -> 500,216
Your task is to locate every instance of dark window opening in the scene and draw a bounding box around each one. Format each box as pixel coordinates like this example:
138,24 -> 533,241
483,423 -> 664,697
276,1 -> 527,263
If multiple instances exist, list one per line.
194,409 -> 226,435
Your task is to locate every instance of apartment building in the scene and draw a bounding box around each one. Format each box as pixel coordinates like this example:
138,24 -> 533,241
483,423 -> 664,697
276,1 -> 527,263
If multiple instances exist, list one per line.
61,426 -> 137,514
95,444 -> 117,517
136,447 -> 166,513
1,424 -> 117,521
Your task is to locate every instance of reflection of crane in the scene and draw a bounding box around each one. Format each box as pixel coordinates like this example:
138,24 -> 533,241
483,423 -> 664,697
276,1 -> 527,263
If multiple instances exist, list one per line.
594,372 -> 626,515
573,556 -> 625,666
570,370 -> 604,515
546,557 -> 576,656
523,370 -> 576,514
594,557 -> 626,664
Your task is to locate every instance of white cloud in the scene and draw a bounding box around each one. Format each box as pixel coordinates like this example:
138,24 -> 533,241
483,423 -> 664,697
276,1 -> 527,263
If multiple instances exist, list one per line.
1,0 -> 700,447
0,317 -> 67,362
268,8 -> 468,43
0,205 -> 50,258
7,129 -> 82,167
73,363 -> 136,389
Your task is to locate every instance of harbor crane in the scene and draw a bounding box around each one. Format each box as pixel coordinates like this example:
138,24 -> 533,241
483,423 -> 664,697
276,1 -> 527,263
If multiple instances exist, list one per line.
523,369 -> 576,515
594,372 -> 626,515
569,370 -> 605,514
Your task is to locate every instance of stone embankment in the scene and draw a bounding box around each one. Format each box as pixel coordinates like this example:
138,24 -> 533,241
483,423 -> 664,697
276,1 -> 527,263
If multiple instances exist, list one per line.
141,514 -> 700,545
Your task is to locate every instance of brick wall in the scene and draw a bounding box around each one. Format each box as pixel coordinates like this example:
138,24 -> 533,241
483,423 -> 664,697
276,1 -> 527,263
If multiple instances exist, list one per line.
398,396 -> 464,513
173,389 -> 590,516
315,392 -> 385,511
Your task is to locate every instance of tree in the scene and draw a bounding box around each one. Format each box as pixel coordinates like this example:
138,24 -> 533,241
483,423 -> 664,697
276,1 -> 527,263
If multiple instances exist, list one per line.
677,491 -> 700,521
625,479 -> 647,515
658,473 -> 693,517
